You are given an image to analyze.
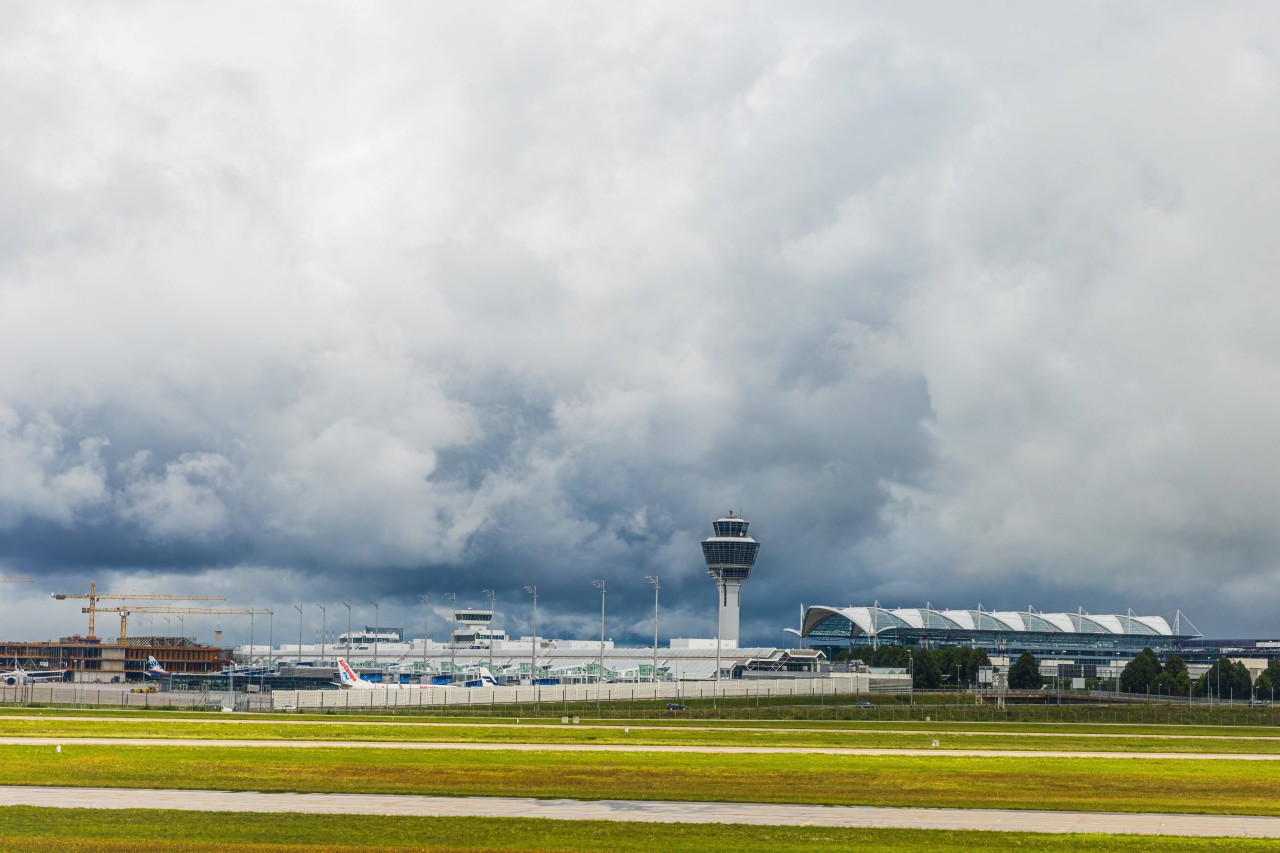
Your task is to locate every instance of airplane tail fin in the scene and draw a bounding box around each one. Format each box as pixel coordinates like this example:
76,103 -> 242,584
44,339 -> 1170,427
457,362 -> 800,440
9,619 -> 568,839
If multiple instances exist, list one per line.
146,656 -> 169,675
478,666 -> 498,687
335,658 -> 366,688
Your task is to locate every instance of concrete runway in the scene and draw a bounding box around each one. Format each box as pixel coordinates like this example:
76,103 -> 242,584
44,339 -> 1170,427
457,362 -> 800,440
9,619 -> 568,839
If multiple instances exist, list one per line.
7,735 -> 1280,760
0,785 -> 1277,837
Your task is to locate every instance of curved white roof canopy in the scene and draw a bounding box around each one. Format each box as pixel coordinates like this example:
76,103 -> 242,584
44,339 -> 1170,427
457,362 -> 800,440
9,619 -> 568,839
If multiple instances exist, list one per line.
801,606 -> 1188,639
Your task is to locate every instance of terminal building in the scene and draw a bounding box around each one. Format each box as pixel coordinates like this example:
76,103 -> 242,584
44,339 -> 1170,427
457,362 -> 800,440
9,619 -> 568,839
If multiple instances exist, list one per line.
801,604 -> 1202,678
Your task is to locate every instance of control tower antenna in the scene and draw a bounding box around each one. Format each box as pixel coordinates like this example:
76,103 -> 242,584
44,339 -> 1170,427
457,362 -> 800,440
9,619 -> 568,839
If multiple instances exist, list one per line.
700,510 -> 760,649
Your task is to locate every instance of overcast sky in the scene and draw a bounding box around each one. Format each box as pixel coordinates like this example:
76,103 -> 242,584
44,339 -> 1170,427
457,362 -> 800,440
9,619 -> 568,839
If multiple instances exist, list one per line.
2,3 -> 1279,647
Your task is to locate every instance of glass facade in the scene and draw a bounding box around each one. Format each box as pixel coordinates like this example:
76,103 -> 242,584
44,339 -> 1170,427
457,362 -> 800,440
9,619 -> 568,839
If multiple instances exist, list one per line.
802,605 -> 1200,666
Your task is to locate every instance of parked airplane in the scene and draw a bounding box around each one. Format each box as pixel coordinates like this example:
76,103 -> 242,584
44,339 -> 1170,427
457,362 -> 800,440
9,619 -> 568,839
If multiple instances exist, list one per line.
335,658 -> 432,690
145,656 -> 170,677
1,658 -> 66,686
335,658 -> 498,689
462,668 -> 501,688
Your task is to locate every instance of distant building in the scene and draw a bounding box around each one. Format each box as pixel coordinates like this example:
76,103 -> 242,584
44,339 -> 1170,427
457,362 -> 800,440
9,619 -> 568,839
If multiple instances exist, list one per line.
801,604 -> 1201,678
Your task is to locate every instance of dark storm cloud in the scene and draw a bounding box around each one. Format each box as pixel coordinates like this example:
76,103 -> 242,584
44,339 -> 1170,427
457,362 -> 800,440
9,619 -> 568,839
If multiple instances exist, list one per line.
3,2 -> 1280,643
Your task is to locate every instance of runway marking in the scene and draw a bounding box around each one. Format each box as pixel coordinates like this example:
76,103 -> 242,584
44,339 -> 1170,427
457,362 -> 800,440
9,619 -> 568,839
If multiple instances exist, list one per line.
5,736 -> 1280,760
0,785 -> 1277,837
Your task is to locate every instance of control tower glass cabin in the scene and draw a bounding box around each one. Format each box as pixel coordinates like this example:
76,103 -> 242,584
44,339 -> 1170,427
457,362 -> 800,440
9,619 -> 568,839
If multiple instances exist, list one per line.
701,511 -> 760,647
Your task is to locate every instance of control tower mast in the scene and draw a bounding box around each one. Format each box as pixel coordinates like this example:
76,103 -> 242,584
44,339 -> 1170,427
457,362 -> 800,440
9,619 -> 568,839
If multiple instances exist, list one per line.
701,511 -> 760,648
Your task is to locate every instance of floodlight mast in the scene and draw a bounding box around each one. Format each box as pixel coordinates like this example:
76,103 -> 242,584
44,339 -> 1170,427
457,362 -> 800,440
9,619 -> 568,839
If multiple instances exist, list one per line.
645,576 -> 659,683
524,586 -> 537,685
419,595 -> 430,677
444,592 -> 457,683
592,580 -> 606,703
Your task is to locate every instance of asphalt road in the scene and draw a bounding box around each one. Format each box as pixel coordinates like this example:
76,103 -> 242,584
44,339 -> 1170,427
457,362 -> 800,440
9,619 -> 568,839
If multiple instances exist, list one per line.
0,785 -> 1276,837
6,735 -> 1280,760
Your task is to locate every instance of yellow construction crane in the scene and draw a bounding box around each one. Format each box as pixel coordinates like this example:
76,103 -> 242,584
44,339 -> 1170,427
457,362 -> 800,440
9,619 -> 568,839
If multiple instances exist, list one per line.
0,577 -> 32,583
82,605 -> 271,644
52,582 -> 226,639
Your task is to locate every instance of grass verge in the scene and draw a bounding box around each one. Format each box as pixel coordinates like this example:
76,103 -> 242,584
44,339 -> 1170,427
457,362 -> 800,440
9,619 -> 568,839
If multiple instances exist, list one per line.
0,807 -> 1276,852
1,745 -> 1279,815
6,715 -> 1280,754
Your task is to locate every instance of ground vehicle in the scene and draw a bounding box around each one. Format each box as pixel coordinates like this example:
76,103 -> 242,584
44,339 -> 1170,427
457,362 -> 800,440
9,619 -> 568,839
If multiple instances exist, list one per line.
130,685 -> 157,694
855,700 -> 874,708
666,702 -> 687,710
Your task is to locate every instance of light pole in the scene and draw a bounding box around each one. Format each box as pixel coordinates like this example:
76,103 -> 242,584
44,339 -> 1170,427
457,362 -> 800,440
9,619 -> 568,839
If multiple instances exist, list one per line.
445,592 -> 457,683
369,599 -> 380,675
645,576 -> 659,684
419,594 -> 429,678
248,613 -> 255,667
178,615 -> 185,639
294,604 -> 303,664
483,589 -> 496,673
341,601 -> 352,658
715,584 -> 722,692
524,586 -> 537,684
317,604 -> 326,666
592,580 -> 606,702
267,610 -> 274,670
908,649 -> 914,706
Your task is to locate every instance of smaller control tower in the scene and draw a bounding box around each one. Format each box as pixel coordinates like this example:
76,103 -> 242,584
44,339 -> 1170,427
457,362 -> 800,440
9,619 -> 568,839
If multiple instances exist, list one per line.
701,511 -> 760,648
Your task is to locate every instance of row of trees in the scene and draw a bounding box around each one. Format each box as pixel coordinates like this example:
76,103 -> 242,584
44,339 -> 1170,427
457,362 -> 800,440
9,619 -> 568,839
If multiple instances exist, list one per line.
1120,647 -> 1280,699
841,644 -> 1280,699
837,644 -> 992,689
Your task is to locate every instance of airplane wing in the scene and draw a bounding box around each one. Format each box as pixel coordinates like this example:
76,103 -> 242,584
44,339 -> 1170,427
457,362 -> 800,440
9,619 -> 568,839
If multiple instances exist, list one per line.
25,670 -> 67,682
1,669 -> 65,685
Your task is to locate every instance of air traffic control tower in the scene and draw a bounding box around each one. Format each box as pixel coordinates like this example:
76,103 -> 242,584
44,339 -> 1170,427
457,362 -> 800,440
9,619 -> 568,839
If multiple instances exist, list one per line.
701,511 -> 760,648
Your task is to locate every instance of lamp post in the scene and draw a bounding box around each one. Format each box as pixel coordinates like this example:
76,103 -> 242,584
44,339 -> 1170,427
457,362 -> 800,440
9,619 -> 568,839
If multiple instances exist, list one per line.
524,586 -> 537,684
266,610 -> 274,670
317,604 -> 326,666
294,604 -> 303,664
908,649 -> 914,706
419,594 -> 429,678
592,580 -> 606,707
248,613 -> 255,667
369,599 -> 380,676
445,592 -> 457,683
645,576 -> 659,684
483,589 -> 495,673
341,601 -> 351,657
178,615 -> 185,639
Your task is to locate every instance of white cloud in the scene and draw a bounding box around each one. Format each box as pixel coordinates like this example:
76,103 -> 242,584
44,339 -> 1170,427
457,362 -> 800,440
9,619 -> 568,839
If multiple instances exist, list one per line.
2,4 -> 1279,640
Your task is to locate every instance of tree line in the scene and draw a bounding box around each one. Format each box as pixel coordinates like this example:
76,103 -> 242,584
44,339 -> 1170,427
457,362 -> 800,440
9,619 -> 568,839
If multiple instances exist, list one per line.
837,644 -> 992,689
1119,647 -> 1280,699
841,644 -> 1280,698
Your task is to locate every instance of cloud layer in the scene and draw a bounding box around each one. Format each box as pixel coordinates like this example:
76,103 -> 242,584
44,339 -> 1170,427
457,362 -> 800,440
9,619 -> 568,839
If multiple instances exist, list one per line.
2,3 -> 1278,643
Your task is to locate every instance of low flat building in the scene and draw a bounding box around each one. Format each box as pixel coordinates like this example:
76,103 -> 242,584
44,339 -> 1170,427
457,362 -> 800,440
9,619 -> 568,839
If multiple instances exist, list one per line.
0,636 -> 225,683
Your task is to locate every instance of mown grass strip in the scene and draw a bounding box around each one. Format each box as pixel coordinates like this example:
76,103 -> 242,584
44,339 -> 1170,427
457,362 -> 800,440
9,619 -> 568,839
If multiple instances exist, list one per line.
6,716 -> 1280,754
1,745 -> 1279,816
9,706 -> 1280,737
0,807 -> 1277,852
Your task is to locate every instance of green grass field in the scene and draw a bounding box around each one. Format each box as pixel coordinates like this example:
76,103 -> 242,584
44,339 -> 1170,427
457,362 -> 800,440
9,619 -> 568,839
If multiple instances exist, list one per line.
0,807 -> 1275,853
9,691 -> 1280,727
3,708 -> 1279,848
6,712 -> 1280,754
1,744 -> 1279,815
